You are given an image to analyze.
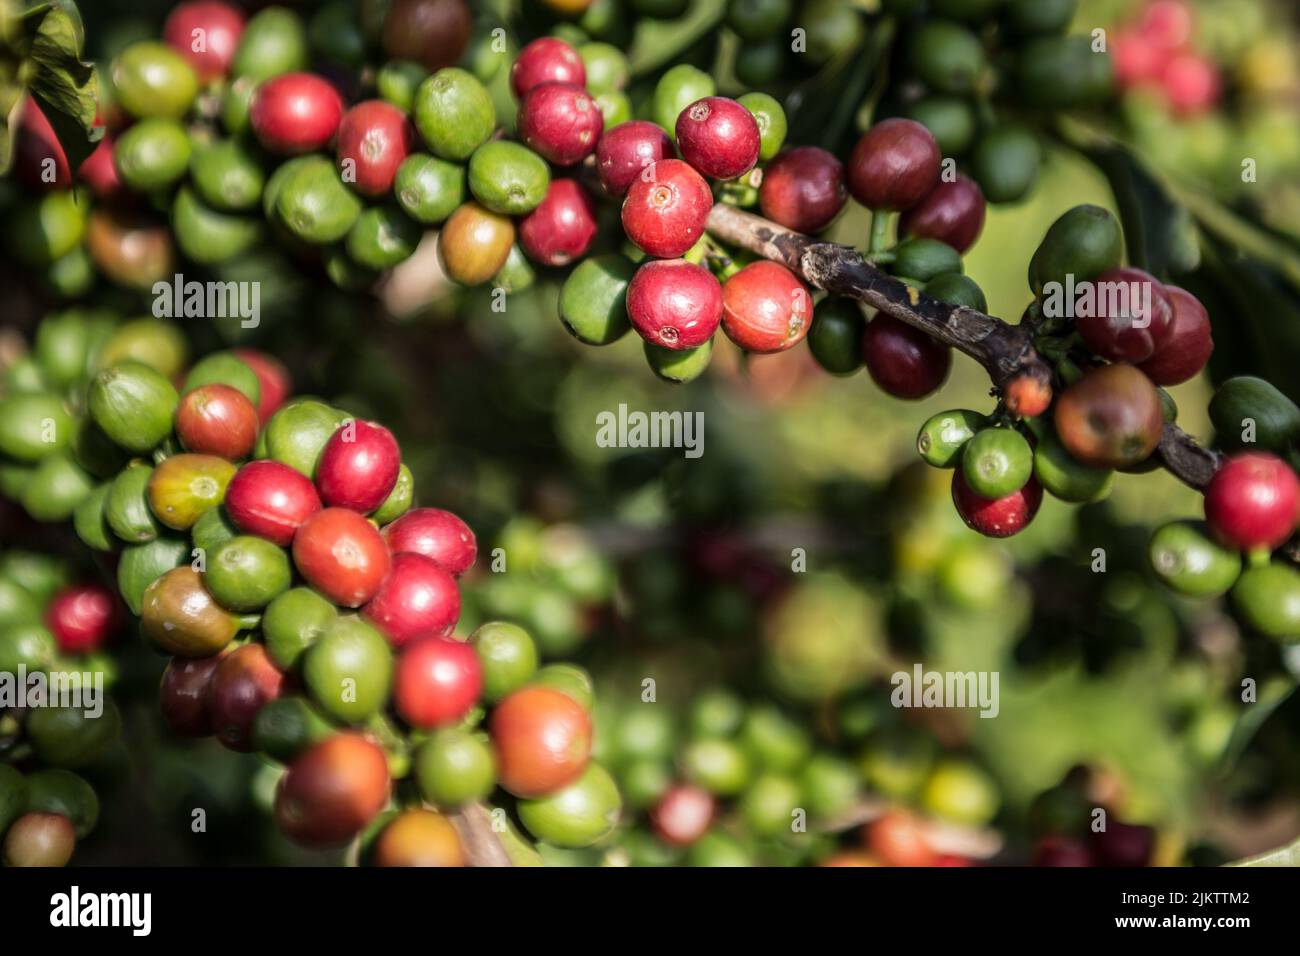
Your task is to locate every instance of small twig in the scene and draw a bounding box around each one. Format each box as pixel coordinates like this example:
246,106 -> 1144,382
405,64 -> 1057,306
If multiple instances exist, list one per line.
448,803 -> 513,867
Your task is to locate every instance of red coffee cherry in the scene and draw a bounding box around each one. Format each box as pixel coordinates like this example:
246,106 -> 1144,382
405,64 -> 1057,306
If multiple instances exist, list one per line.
163,1 -> 245,83
382,507 -> 478,576
78,136 -> 124,202
3,813 -> 75,867
759,146 -> 847,234
316,420 -> 402,514
490,686 -> 591,798
363,552 -> 461,647
863,314 -> 951,399
951,470 -> 1043,539
232,348 -> 292,424
519,179 -> 598,266
1075,268 -> 1174,364
293,508 -> 391,607
510,36 -> 586,99
225,460 -> 322,546
721,260 -> 812,353
1003,372 -> 1053,419
336,100 -> 416,198
1054,364 -> 1164,469
1162,52 -> 1220,117
250,73 -> 345,155
208,643 -> 285,752
381,0 -> 472,73
675,96 -> 761,181
176,383 -> 259,460
899,174 -> 986,254
45,584 -> 119,655
626,259 -> 723,350
160,652 -> 226,737
275,733 -> 391,848
847,118 -> 942,212
1137,286 -> 1213,386
595,120 -> 674,197
866,809 -> 938,867
650,784 -> 714,847
1204,453 -> 1300,552
622,158 -> 714,259
518,82 -> 603,166
393,636 -> 482,728
1089,821 -> 1155,867
13,100 -> 70,191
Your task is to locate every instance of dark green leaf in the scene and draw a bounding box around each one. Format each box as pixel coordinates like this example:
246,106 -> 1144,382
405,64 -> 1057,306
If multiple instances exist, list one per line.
16,2 -> 99,170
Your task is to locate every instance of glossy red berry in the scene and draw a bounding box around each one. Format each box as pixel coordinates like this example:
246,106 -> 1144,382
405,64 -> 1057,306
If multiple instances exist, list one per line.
759,146 -> 847,234
363,552 -> 461,647
225,460 -> 322,546
382,508 -> 478,576
176,383 -> 259,460
1112,29 -> 1166,87
519,179 -> 598,267
316,420 -> 402,514
675,96 -> 761,181
721,260 -> 812,353
232,349 -> 292,424
627,259 -> 723,350
847,118 -> 942,212
510,36 -> 586,99
394,636 -> 482,728
517,82 -> 603,166
208,643 -> 285,752
952,470 -> 1043,538
78,136 -> 124,201
490,686 -> 591,798
1003,373 -> 1053,419
1137,286 -> 1212,386
250,73 -> 344,155
45,584 -> 119,655
899,174 -> 986,254
650,784 -> 714,847
293,508 -> 392,607
274,733 -> 390,848
1162,53 -> 1220,116
12,100 -> 70,191
1204,453 -> 1300,552
862,314 -> 951,399
1075,268 -> 1173,364
160,652 -> 226,737
621,158 -> 713,259
336,100 -> 416,198
596,121 -> 674,198
163,1 -> 245,83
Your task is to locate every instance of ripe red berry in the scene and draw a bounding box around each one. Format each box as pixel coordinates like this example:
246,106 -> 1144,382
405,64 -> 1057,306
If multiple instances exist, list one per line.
163,1 -> 245,83
519,179 -> 598,267
363,552 -> 461,647
12,100 -> 70,191
862,314 -> 951,399
232,349 -> 293,424
759,146 -> 847,234
274,733 -> 390,848
44,584 -> 119,654
78,136 -> 124,201
952,470 -> 1043,539
382,507 -> 478,576
1137,286 -> 1212,386
176,383 -> 259,460
650,784 -> 714,847
675,96 -> 761,181
517,82 -> 603,166
621,158 -> 714,259
490,686 -> 591,798
721,260 -> 812,353
1032,835 -> 1093,867
1003,372 -> 1053,419
160,652 -> 226,737
1203,453 -> 1300,552
316,420 -> 402,514
1140,0 -> 1194,50
1112,29 -> 1167,87
1089,821 -> 1155,867
293,508 -> 392,607
208,643 -> 285,752
381,0 -> 472,73
1162,53 -> 1220,116
393,636 -> 482,728
250,73 -> 344,155
596,120 -> 675,198
626,259 -> 723,350
847,118 -> 942,212
899,174 -> 986,254
510,36 -> 585,99
225,460 -> 322,545
336,100 -> 416,197
1075,267 -> 1174,364
866,809 -> 937,867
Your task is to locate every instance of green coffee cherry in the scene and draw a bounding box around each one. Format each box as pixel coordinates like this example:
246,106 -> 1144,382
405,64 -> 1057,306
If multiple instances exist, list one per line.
559,254 -> 634,346
808,298 -> 867,376
0,392 -> 72,462
274,157 -> 364,244
232,6 -> 309,80
971,125 -> 1042,204
263,587 -> 337,670
467,141 -> 550,215
111,41 -> 199,119
303,616 -> 394,723
206,535 -> 292,612
345,206 -> 422,270
74,484 -> 115,552
190,139 -> 266,212
394,153 -> 466,225
645,340 -> 713,383
106,462 -> 160,543
902,96 -> 978,156
8,191 -> 87,267
737,92 -> 787,162
910,21 -> 986,94
1030,204 -> 1123,296
1232,563 -> 1300,641
740,773 -> 801,838
413,68 -> 496,161
251,697 -> 335,762
681,737 -> 752,795
961,427 -> 1033,498
926,273 -> 988,312
172,187 -> 263,265
1034,431 -> 1114,502
1149,521 -> 1242,598
377,60 -> 429,111
182,351 -> 260,406
891,238 -> 964,282
517,764 -> 621,848
917,409 -> 986,468
114,118 -> 193,191
1209,376 -> 1300,452
415,728 -> 497,806
117,535 -> 189,616
89,363 -> 178,454
652,64 -> 715,138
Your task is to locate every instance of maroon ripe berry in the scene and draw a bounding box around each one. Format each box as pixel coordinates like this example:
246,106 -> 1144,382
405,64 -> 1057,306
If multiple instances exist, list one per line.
45,584 -> 120,655
160,651 -> 226,737
1204,452 -> 1300,552
759,146 -> 847,234
225,460 -> 323,546
517,82 -> 603,166
78,136 -> 124,201
316,420 -> 402,514
250,73 -> 344,155
862,314 -> 951,399
626,259 -> 723,350
208,643 -> 285,752
163,1 -> 245,83
1137,285 -> 1213,386
1089,822 -> 1155,867
621,158 -> 714,259
12,99 -> 70,191
952,470 -> 1043,539
382,0 -> 471,72
382,507 -> 478,576
675,96 -> 761,181
1031,835 -> 1093,866
336,100 -> 416,198
846,118 -> 942,212
899,174 -> 986,254
1075,267 -> 1173,364
363,552 -> 461,647
721,260 -> 812,353
519,179 -> 598,267
510,36 -> 586,99
274,733 -> 390,848
595,120 -> 674,197
176,383 -> 260,460
650,784 -> 714,847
